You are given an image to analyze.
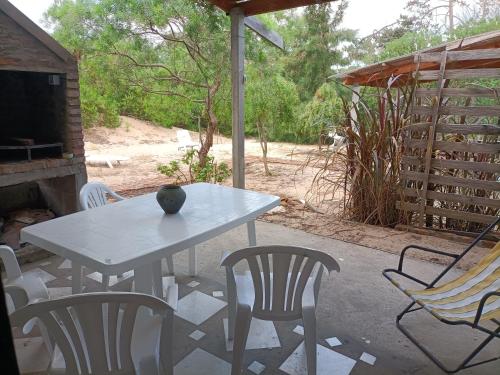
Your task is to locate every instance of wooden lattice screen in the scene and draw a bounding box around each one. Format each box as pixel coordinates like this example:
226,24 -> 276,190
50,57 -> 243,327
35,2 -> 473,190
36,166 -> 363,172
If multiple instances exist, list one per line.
398,49 -> 500,231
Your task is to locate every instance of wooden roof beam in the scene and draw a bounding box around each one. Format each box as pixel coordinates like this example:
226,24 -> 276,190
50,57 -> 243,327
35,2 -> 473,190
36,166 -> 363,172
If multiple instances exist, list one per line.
208,0 -> 335,16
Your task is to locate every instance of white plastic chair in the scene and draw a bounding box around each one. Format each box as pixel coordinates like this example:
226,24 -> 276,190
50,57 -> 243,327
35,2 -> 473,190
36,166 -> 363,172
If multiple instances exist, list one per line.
79,182 -> 175,290
221,245 -> 340,375
176,129 -> 199,151
10,292 -> 175,375
0,245 -> 49,311
1,245 -> 53,354
79,181 -> 125,210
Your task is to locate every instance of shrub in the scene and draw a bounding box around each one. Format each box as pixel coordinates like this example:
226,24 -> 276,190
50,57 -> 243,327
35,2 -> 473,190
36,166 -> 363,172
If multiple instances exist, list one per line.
306,79 -> 412,226
157,149 -> 231,184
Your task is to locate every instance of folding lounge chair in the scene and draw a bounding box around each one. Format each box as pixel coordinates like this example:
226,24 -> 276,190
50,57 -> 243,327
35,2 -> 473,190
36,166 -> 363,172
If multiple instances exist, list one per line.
383,217 -> 500,373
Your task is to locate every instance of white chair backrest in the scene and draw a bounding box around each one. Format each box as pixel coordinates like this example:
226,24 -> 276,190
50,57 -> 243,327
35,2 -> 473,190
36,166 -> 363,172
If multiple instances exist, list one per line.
0,245 -> 22,282
9,292 -> 174,375
176,129 -> 193,144
221,246 -> 340,320
79,182 -> 124,210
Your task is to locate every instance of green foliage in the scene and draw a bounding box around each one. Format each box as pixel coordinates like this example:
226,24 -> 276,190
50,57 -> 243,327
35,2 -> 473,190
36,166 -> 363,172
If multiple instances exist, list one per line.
46,0 -> 500,150
245,65 -> 300,142
282,1 -> 353,101
157,150 -> 231,184
379,31 -> 442,61
308,79 -> 414,226
78,57 -> 121,128
450,16 -> 500,39
299,83 -> 346,143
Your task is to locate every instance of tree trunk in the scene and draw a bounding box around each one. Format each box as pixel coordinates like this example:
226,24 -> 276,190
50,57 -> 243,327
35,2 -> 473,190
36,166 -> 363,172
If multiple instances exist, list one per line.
256,120 -> 271,176
198,80 -> 221,168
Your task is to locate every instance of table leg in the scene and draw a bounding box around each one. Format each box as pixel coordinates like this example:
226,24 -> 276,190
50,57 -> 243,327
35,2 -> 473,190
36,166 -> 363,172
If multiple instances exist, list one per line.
188,247 -> 197,276
152,260 -> 163,299
72,263 -> 82,294
101,275 -> 110,292
247,220 -> 257,246
134,263 -> 154,295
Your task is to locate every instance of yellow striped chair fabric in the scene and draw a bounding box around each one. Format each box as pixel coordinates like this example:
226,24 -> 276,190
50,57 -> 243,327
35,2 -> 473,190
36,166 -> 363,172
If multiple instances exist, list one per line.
399,242 -> 500,322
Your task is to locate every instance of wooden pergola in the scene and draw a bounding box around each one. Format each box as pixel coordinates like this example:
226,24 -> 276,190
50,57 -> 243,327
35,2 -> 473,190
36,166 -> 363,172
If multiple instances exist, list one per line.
209,0 -> 331,16
207,0 -> 336,188
338,30 -> 500,231
338,30 -> 500,88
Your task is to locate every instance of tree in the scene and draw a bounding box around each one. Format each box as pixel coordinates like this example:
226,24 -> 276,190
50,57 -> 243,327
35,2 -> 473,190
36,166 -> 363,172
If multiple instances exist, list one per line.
48,0 -> 230,167
300,82 -> 345,147
283,0 -> 353,101
405,0 -> 466,33
246,65 -> 299,175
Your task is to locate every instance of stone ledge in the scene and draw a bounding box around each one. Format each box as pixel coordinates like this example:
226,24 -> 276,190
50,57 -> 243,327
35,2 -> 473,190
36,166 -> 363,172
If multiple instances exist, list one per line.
0,162 -> 86,187
0,157 -> 85,175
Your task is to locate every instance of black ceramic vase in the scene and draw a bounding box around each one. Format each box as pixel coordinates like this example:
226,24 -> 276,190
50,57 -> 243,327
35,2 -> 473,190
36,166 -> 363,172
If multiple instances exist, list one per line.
156,185 -> 186,214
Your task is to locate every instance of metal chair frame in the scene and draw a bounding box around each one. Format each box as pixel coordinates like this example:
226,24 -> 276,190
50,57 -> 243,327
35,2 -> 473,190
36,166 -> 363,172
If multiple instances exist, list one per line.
383,217 -> 500,373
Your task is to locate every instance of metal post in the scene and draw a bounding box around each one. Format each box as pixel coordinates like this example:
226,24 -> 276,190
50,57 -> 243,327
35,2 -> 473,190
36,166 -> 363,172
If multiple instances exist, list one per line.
230,7 -> 245,189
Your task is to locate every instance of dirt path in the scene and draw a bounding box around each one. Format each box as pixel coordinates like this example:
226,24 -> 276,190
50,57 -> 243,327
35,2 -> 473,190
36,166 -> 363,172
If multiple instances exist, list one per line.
85,116 -> 492,270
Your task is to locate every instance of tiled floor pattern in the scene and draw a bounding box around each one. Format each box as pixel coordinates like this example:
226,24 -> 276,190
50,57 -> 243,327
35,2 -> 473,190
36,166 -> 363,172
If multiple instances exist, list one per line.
11,256 -> 378,375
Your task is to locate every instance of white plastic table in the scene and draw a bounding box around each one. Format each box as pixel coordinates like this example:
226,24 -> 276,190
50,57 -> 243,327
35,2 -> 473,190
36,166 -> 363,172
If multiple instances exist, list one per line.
20,183 -> 280,298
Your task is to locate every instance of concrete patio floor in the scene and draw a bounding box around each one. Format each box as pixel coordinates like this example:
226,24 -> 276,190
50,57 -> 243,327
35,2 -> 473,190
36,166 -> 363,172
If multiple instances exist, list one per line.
12,221 -> 499,374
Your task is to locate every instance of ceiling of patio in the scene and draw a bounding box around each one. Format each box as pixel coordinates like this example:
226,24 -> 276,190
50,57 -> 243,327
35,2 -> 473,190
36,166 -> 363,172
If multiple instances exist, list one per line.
207,0 -> 335,15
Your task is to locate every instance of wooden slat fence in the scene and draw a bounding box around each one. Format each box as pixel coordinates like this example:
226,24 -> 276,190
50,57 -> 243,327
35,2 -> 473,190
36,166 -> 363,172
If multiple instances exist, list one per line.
399,48 -> 500,231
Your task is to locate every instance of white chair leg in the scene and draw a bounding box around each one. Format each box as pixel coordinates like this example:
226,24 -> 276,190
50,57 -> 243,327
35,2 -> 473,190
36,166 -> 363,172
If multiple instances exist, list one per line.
152,260 -> 163,299
38,320 -> 54,357
226,268 -> 237,341
188,247 -> 197,276
166,255 -> 175,275
231,304 -> 252,375
303,307 -> 317,375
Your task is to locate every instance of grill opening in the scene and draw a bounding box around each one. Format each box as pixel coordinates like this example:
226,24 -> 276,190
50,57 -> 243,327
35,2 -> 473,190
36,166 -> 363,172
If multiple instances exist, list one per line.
0,70 -> 66,162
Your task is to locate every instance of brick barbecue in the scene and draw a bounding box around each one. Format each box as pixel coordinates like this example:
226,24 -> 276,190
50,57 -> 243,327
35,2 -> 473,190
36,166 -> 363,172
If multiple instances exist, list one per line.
0,0 -> 87,245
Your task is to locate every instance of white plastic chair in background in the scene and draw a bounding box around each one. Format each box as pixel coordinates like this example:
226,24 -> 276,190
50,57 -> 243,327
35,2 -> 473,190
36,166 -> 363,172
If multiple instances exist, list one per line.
327,131 -> 346,151
79,181 -> 125,210
0,245 -> 49,312
79,182 -> 175,290
9,292 -> 175,375
176,129 -> 199,151
221,245 -> 340,375
79,182 -> 132,291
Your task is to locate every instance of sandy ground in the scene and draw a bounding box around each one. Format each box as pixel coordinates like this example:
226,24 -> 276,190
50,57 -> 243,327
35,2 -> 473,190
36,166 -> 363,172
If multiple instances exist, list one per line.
84,116 -> 493,270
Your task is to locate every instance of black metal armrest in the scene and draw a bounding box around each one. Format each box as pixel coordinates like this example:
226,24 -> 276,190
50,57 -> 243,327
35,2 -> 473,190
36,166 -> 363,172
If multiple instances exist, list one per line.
383,268 -> 430,288
383,246 -> 460,290
474,291 -> 500,326
398,245 -> 459,272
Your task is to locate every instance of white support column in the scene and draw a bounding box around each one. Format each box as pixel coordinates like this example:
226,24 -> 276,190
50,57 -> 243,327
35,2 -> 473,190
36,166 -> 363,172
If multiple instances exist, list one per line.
231,7 -> 245,189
